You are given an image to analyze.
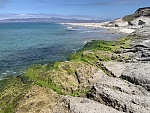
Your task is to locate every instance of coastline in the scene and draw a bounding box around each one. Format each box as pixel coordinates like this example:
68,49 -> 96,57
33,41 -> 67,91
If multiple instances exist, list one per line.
1,33 -> 148,112
1,22 -> 112,77
63,22 -> 136,34
1,21 -> 150,112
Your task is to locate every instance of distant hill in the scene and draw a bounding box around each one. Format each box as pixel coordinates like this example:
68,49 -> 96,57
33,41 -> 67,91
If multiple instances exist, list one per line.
0,17 -> 109,23
100,7 -> 150,36
122,7 -> 150,22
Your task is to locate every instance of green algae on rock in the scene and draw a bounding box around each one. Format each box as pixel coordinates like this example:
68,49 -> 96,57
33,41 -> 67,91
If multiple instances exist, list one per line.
0,35 -> 142,113
24,61 -> 83,96
69,35 -> 140,63
0,76 -> 32,113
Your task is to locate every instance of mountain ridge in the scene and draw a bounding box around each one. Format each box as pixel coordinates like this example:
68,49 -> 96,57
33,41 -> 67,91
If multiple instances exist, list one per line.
0,17 -> 108,23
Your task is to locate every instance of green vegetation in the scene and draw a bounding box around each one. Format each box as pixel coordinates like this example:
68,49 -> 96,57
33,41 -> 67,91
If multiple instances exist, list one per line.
24,64 -> 65,95
50,61 -> 61,70
0,76 -> 31,113
123,14 -> 135,22
69,35 -> 139,63
0,35 -> 141,112
83,40 -> 126,52
69,51 -> 83,61
122,13 -> 141,22
119,35 -> 141,42
24,61 -> 83,96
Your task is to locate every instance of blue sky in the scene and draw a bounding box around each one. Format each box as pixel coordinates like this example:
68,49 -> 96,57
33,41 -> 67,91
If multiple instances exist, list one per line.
0,0 -> 150,19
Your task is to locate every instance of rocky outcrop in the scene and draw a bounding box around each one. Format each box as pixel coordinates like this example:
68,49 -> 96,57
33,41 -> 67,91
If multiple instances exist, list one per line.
126,12 -> 150,36
15,60 -> 150,113
122,37 -> 150,62
16,85 -> 61,113
130,16 -> 150,36
59,96 -> 123,113
107,18 -> 128,27
87,82 -> 150,113
134,7 -> 150,17
75,63 -> 99,90
1,8 -> 150,113
16,36 -> 150,113
99,62 -> 126,77
87,62 -> 150,113
135,25 -> 150,36
103,7 -> 150,36
98,61 -> 150,92
121,63 -> 150,91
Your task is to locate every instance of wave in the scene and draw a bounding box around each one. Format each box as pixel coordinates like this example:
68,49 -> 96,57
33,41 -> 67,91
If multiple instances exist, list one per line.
1,70 -> 17,76
66,26 -> 80,31
72,47 -> 82,53
80,30 -> 103,33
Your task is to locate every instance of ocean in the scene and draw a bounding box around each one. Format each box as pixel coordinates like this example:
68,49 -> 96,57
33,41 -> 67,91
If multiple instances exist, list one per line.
0,22 -> 122,77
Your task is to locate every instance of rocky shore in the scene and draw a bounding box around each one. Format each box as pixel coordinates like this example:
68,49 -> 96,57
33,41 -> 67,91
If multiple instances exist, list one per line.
0,7 -> 150,113
65,8 -> 150,36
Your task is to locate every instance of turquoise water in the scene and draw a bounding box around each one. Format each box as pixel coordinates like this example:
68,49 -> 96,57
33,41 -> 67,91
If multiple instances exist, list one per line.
0,22 -> 122,77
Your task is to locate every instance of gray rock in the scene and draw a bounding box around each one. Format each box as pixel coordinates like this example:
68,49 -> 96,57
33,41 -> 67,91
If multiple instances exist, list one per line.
59,96 -> 122,113
122,37 -> 150,62
87,69 -> 150,113
56,63 -> 150,112
96,61 -> 150,91
100,62 -> 126,77
136,57 -> 150,61
134,7 -> 150,17
121,63 -> 150,91
136,26 -> 150,36
87,84 -> 150,113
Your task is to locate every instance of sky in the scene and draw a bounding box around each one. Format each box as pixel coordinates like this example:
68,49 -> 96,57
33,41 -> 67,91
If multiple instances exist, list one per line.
0,0 -> 150,20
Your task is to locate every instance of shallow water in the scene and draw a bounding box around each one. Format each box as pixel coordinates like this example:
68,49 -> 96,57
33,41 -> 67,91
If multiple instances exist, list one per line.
0,22 -> 122,77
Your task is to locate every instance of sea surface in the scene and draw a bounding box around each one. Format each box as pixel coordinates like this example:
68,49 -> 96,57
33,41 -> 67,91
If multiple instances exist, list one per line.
0,22 -> 122,77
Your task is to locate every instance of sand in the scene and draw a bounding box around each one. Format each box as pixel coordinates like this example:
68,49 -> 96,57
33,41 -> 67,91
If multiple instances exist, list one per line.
64,22 -> 135,34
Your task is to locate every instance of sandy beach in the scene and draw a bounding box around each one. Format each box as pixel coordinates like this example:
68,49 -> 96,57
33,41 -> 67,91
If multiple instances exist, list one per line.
64,22 -> 136,34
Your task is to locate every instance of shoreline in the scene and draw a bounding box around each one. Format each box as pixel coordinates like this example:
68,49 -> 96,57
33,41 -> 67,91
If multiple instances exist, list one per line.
0,22 -> 125,78
1,25 -> 150,112
63,22 -> 136,34
1,7 -> 150,113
